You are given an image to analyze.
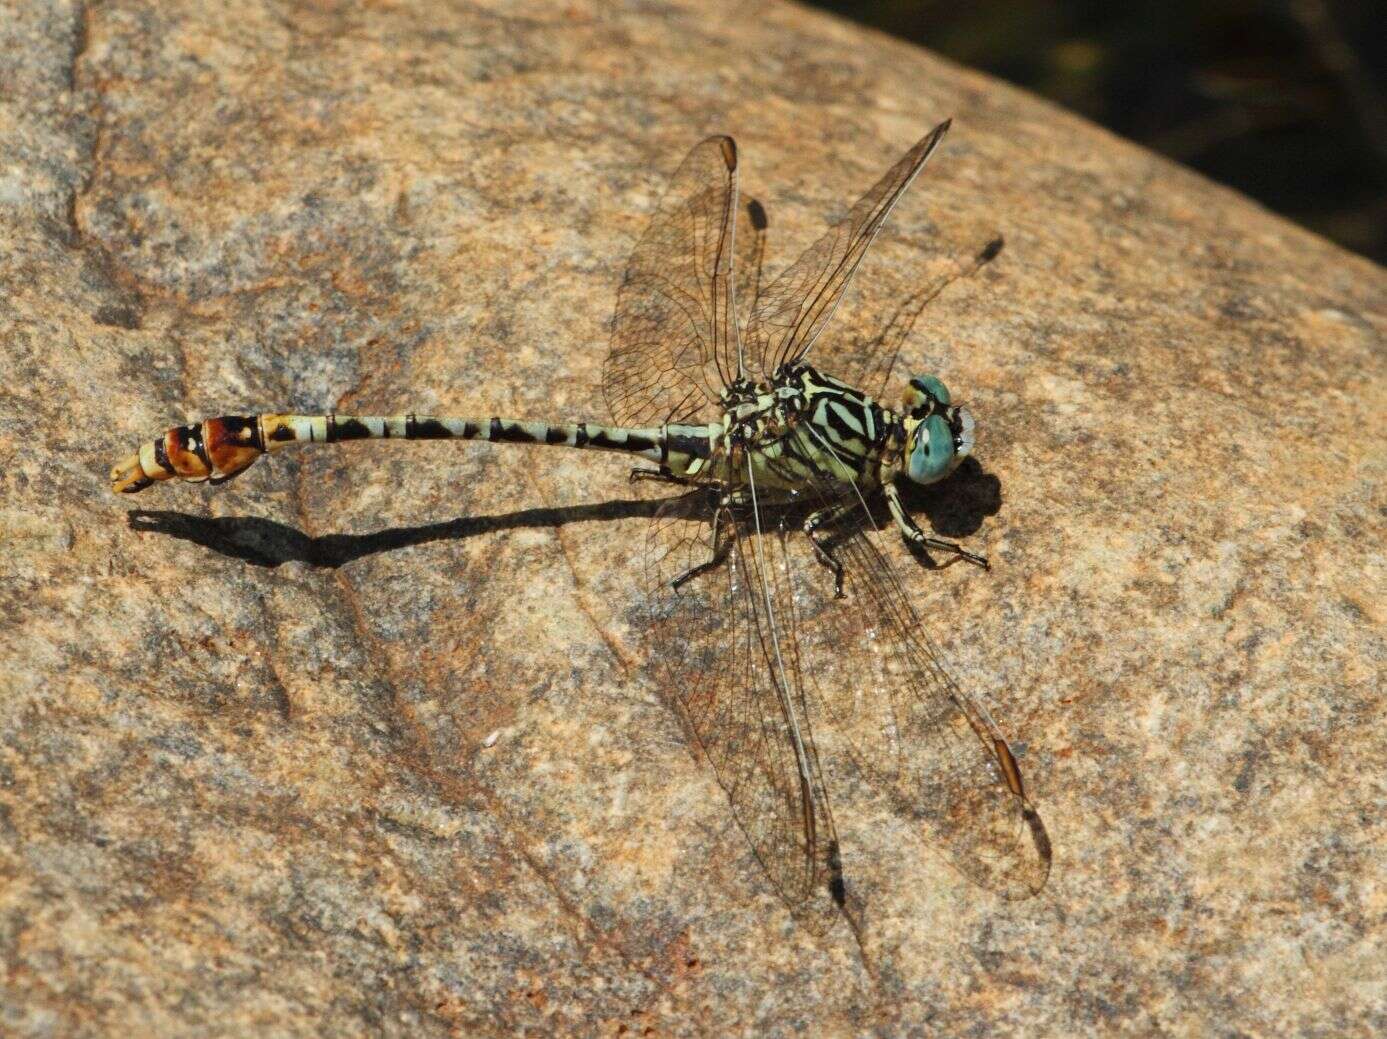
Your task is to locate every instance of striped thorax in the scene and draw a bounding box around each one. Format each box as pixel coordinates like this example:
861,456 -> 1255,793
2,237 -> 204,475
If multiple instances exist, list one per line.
682,362 -> 975,498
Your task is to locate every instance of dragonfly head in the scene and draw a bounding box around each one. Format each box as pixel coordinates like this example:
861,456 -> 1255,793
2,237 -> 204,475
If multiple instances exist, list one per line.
902,374 -> 974,485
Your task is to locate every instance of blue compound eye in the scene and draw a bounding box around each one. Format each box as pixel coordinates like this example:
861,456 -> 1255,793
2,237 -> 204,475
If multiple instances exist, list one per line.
907,414 -> 956,484
904,374 -> 951,412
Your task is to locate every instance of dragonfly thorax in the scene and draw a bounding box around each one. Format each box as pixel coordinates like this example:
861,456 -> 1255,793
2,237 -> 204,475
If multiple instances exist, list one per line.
704,363 -> 900,495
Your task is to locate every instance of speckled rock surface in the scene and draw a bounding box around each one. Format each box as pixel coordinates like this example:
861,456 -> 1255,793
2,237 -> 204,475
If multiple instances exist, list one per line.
2,1 -> 1383,1035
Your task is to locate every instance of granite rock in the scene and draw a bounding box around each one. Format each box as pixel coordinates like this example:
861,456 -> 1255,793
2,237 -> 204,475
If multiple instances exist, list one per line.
1,0 -> 1384,1035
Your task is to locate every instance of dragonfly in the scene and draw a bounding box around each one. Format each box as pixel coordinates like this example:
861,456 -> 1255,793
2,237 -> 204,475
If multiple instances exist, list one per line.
111,119 -> 1051,919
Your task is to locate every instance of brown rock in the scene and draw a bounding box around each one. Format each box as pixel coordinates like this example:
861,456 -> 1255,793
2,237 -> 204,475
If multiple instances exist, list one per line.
2,0 -> 1383,1035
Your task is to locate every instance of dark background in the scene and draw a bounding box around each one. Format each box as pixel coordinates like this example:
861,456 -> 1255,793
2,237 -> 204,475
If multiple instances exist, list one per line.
811,0 -> 1386,263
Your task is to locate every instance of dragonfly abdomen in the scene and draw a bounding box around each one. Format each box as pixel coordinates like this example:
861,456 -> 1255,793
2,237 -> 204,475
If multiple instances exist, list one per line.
110,412 -> 686,493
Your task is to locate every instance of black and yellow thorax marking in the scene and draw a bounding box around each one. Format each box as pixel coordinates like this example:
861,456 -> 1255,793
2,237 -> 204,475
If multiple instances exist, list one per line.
703,364 -> 903,494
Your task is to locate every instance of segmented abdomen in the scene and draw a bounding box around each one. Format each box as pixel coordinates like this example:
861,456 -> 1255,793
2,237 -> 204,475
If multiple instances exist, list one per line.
110,413 -> 679,493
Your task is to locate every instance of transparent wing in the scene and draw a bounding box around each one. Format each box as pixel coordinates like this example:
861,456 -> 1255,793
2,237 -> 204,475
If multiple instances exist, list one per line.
744,120 -> 951,381
785,425 -> 1052,898
604,137 -> 742,427
642,472 -> 841,920
826,235 -> 1003,401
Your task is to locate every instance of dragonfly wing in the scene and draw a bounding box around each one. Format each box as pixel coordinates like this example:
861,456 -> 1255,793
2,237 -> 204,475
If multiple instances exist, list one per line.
604,136 -> 742,427
784,427 -> 1051,899
823,234 -> 1003,402
744,120 -> 951,381
642,474 -> 841,920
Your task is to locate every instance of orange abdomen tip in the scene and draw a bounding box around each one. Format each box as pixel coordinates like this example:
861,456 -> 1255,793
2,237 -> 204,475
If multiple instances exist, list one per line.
110,448 -> 156,493
110,416 -> 266,493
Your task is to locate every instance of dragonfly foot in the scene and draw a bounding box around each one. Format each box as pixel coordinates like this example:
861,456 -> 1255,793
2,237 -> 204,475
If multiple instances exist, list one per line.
932,540 -> 989,570
804,505 -> 851,597
671,555 -> 724,590
806,537 -> 846,596
671,508 -> 731,590
908,536 -> 989,571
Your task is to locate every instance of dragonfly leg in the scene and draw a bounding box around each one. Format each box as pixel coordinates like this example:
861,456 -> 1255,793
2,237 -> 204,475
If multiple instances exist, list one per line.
671,499 -> 732,590
884,482 -> 989,570
629,465 -> 694,486
804,503 -> 854,598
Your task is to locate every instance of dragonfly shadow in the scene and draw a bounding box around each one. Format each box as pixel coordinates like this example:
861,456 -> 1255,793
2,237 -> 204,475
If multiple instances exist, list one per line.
126,497 -> 665,569
895,456 -> 1002,540
124,462 -> 998,570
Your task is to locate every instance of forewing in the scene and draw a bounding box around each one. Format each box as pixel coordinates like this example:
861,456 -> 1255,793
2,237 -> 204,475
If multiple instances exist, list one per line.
642,474 -> 840,920
744,120 -> 950,380
786,426 -> 1051,899
604,137 -> 741,427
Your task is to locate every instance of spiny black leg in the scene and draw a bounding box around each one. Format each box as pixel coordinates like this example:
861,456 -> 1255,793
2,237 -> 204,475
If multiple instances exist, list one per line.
911,534 -> 989,570
804,504 -> 851,598
671,503 -> 730,590
671,546 -> 730,590
884,482 -> 988,570
810,539 -> 845,598
629,465 -> 693,486
899,523 -> 990,570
